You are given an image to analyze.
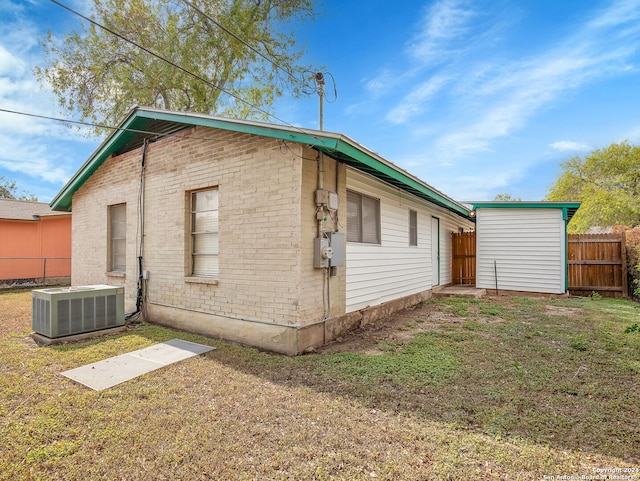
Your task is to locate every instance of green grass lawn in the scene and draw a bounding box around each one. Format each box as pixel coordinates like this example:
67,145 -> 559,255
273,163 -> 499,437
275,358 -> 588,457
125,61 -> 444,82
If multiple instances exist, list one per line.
1,289 -> 638,480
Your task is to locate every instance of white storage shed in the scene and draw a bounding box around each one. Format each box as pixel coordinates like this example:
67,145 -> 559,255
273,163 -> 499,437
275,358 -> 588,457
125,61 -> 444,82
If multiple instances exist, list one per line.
472,202 -> 580,295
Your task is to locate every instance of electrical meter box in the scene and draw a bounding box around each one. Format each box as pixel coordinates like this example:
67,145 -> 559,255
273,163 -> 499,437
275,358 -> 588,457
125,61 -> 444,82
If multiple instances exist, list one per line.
315,189 -> 339,211
314,232 -> 345,268
313,237 -> 332,268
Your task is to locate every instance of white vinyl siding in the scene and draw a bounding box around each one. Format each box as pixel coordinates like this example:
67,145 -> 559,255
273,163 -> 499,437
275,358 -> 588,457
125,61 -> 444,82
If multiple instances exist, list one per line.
345,169 -> 473,312
109,204 -> 126,272
476,208 -> 565,294
191,188 -> 219,277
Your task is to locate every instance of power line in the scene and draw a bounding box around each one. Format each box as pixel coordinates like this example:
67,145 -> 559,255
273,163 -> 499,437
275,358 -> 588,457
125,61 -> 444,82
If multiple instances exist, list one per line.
179,0 -> 301,86
0,107 -> 293,144
0,107 -> 147,134
49,0 -> 308,133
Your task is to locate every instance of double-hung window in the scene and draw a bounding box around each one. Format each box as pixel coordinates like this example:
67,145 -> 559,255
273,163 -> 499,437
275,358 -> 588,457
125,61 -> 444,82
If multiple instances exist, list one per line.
347,190 -> 380,244
409,209 -> 418,246
109,204 -> 126,272
191,188 -> 219,277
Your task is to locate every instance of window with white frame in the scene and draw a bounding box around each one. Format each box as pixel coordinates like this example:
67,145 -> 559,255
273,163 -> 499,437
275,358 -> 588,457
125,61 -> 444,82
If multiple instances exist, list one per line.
191,188 -> 219,277
409,209 -> 418,246
347,190 -> 380,244
109,204 -> 126,272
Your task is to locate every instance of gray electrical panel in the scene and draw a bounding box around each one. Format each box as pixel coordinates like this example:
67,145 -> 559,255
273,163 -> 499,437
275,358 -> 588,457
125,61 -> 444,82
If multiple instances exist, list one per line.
329,232 -> 345,267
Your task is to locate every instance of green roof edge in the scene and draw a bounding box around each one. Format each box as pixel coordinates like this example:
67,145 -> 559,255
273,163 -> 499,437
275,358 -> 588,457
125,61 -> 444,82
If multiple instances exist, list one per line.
333,139 -> 470,217
472,201 -> 582,222
471,202 -> 581,209
51,107 -> 471,220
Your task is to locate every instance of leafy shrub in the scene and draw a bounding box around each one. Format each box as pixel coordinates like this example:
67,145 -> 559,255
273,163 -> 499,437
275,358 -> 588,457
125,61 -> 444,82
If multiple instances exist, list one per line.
570,334 -> 588,351
614,226 -> 640,301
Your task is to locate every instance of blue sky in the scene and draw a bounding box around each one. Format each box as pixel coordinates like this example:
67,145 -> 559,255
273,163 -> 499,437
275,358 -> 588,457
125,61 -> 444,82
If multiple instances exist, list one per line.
2,0 -> 640,203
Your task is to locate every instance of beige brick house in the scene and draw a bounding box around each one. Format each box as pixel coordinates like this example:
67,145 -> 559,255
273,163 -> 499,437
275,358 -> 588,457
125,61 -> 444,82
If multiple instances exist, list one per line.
51,107 -> 475,354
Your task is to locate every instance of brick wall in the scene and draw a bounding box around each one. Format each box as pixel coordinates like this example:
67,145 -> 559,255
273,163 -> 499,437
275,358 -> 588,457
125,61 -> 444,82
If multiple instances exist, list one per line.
299,146 -> 347,320
71,127 -> 347,352
72,146 -> 140,307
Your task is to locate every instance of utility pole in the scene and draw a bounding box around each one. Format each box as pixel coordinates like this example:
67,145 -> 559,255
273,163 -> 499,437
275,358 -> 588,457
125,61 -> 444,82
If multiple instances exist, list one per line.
315,72 -> 325,131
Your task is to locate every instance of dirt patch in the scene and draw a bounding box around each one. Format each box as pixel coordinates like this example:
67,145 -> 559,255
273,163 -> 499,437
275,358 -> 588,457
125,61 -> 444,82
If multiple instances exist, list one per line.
319,301 -> 479,354
545,305 -> 582,317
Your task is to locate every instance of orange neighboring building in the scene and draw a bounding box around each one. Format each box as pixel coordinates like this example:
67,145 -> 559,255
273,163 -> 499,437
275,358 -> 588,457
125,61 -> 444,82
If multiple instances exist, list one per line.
0,198 -> 71,285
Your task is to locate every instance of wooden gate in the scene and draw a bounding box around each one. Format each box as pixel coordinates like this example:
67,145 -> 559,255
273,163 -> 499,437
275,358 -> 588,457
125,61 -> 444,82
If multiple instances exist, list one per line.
452,231 -> 476,285
568,233 -> 628,298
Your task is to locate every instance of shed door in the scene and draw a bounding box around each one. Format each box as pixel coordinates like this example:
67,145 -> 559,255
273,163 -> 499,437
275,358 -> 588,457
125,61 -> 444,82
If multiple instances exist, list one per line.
431,216 -> 440,286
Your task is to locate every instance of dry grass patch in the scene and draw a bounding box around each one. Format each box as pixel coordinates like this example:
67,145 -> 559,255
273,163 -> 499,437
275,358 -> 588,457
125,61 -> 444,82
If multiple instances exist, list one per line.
1,290 -> 638,480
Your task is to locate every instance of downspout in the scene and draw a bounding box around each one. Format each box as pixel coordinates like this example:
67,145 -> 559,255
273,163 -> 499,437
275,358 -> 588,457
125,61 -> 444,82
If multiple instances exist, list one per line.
317,150 -> 324,237
126,139 -> 148,321
136,139 -> 148,313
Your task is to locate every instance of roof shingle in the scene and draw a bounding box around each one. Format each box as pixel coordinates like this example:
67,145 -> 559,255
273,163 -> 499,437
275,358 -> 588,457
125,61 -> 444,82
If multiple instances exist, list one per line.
0,198 -> 67,221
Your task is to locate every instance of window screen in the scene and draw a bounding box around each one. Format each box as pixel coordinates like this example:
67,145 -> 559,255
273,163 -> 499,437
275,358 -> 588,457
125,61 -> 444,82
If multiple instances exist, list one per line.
409,209 -> 418,246
191,188 -> 219,277
347,190 -> 380,244
110,204 -> 126,272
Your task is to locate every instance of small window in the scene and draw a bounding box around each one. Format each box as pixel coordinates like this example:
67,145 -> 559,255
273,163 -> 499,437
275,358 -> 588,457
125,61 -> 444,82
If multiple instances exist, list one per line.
191,188 -> 219,277
409,209 -> 418,246
109,204 -> 126,272
347,190 -> 380,244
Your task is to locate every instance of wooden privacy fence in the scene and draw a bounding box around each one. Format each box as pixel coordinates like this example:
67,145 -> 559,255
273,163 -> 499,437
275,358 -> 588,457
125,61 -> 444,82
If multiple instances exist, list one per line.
452,231 -> 476,285
567,233 -> 627,298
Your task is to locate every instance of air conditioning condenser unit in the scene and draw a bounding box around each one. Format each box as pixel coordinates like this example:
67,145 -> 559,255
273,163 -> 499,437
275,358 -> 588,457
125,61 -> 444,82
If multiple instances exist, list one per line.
32,285 -> 125,339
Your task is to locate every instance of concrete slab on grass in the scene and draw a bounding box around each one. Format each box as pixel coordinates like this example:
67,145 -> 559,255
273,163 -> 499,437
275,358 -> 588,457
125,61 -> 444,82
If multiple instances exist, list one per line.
62,339 -> 215,391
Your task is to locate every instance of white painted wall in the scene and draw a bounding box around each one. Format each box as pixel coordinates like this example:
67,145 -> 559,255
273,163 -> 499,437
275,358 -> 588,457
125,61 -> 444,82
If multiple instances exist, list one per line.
345,169 -> 473,312
476,208 -> 566,294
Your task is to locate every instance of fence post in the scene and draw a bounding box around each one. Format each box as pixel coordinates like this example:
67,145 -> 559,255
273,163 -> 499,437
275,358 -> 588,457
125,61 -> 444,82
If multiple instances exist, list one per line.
621,230 -> 628,297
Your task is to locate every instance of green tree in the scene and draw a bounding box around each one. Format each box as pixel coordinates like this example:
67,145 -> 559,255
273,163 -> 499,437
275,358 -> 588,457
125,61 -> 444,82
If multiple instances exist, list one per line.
546,141 -> 640,233
0,177 -> 38,201
493,193 -> 521,201
36,0 -> 320,134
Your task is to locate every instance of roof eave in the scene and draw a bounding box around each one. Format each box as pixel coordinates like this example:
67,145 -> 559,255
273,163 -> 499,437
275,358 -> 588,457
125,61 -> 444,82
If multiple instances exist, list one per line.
471,202 -> 582,222
321,138 -> 471,218
51,107 -> 473,220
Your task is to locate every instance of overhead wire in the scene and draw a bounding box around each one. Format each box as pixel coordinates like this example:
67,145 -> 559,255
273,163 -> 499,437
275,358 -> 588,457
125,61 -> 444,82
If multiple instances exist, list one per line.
178,0 -> 301,86
0,107 -> 286,144
49,0 -> 322,137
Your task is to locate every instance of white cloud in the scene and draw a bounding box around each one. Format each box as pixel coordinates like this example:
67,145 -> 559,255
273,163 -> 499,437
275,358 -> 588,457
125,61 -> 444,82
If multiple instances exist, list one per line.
549,141 -> 591,152
586,0 -> 640,30
0,133 -> 73,184
408,0 -> 476,64
364,69 -> 397,97
386,74 -> 450,124
0,0 -> 98,195
413,0 -> 640,160
0,45 -> 26,76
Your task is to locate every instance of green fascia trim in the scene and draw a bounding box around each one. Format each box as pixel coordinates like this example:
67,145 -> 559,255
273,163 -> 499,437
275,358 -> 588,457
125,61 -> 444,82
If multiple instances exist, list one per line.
334,139 -> 470,218
50,109 -> 340,212
472,202 -> 581,222
133,109 -> 341,147
472,202 -> 581,210
50,112 -> 145,211
51,107 -> 471,219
